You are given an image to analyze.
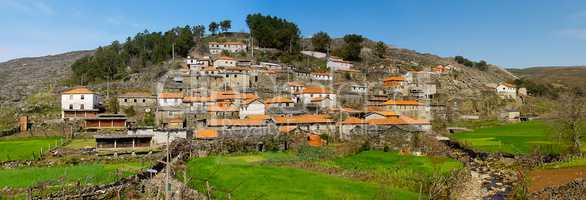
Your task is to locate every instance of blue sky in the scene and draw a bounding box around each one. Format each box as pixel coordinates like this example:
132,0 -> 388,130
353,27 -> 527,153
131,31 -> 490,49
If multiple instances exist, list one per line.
1,0 -> 586,68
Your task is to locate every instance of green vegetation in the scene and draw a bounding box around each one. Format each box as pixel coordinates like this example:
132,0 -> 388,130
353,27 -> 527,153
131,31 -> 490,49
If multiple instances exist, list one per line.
63,139 -> 95,149
452,121 -> 566,155
246,13 -> 301,52
454,56 -> 489,71
311,31 -> 331,53
184,151 -> 462,199
0,137 -> 63,161
334,34 -> 364,61
542,157 -> 586,169
374,41 -> 387,58
0,162 -> 148,188
71,25 -> 202,84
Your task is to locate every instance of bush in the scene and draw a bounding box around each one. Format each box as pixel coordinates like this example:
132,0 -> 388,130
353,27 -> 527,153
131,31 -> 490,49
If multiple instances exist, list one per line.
296,145 -> 334,161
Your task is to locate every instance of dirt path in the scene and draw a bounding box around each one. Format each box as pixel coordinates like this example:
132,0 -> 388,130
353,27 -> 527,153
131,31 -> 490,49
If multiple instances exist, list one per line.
529,167 -> 586,193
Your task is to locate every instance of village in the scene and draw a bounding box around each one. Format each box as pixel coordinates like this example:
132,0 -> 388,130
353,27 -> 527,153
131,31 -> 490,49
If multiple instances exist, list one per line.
2,10 -> 585,200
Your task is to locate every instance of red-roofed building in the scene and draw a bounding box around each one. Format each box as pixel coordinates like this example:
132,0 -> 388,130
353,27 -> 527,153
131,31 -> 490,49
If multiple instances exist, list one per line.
292,86 -> 336,107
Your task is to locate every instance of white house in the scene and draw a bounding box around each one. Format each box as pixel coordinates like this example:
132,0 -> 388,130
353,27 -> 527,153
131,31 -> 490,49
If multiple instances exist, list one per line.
496,83 -> 517,99
239,99 -> 265,119
265,96 -> 294,108
61,87 -> 100,119
208,41 -> 247,55
287,82 -> 305,93
213,56 -> 238,68
292,86 -> 336,106
259,62 -> 282,70
327,57 -> 353,70
351,84 -> 368,94
158,92 -> 184,107
310,73 -> 333,81
185,56 -> 211,71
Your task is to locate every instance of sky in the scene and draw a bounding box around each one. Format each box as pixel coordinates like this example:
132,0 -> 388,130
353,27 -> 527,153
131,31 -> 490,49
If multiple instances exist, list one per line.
1,0 -> 586,68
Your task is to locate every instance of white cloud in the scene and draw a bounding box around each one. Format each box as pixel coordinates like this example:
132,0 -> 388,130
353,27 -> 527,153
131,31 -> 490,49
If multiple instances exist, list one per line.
558,28 -> 586,40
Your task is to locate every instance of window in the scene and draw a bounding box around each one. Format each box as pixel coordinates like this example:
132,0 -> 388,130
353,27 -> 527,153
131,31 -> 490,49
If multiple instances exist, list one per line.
124,99 -> 127,102
134,99 -> 137,103
69,104 -> 73,109
142,99 -> 146,103
80,104 -> 84,110
81,95 -> 84,100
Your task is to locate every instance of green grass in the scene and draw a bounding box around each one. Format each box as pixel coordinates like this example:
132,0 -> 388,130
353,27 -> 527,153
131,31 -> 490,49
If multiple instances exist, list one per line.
185,152 -> 418,200
0,137 -> 63,161
0,162 -> 149,188
64,139 -> 95,149
542,157 -> 586,169
451,121 -> 565,155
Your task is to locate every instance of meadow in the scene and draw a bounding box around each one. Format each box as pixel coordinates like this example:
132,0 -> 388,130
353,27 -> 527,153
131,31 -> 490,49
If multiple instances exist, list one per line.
0,137 -> 63,161
0,162 -> 149,188
451,121 -> 566,155
183,150 -> 462,200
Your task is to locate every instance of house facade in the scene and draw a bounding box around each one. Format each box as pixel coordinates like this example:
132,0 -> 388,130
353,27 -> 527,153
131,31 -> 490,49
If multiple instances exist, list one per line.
61,87 -> 100,119
208,41 -> 247,54
239,99 -> 266,119
327,57 -> 353,70
158,92 -> 184,107
496,83 -> 517,99
292,86 -> 337,106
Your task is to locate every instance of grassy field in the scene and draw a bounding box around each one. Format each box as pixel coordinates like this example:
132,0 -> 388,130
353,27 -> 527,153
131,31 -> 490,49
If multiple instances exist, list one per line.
451,121 -> 567,155
63,138 -> 96,149
0,162 -> 149,188
184,151 -> 461,200
0,137 -> 63,161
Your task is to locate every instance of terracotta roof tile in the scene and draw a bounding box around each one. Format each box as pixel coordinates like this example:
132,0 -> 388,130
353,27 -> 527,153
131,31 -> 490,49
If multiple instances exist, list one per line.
383,76 -> 406,82
207,105 -> 239,112
293,86 -> 332,94
196,129 -> 218,139
265,97 -> 293,104
287,82 -> 305,87
159,92 -> 183,99
278,126 -> 298,134
273,115 -> 333,125
342,117 -> 368,125
383,100 -> 421,106
63,87 -> 95,94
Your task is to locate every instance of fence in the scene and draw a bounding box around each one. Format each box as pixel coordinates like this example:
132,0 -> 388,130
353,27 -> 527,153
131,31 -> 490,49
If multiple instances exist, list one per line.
0,127 -> 18,137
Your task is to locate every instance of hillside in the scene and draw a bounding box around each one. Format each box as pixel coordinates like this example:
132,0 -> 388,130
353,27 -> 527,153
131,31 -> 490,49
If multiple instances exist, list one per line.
508,66 -> 586,88
0,50 -> 93,104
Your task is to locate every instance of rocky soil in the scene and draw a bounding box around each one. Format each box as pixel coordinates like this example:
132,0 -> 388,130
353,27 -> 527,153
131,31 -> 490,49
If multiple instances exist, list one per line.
531,179 -> 586,200
0,50 -> 93,105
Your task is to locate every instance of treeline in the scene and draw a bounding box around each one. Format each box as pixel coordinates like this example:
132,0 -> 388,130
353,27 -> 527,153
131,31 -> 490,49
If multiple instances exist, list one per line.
246,13 -> 301,52
71,25 -> 205,84
513,78 -> 563,97
454,56 -> 489,71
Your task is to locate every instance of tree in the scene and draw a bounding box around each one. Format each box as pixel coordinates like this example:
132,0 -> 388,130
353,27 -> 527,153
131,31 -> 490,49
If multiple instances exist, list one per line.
338,34 -> 364,61
311,31 -> 331,53
553,89 -> 586,155
246,13 -> 301,52
192,25 -> 205,38
374,41 -> 387,58
208,22 -> 219,35
220,20 -> 232,33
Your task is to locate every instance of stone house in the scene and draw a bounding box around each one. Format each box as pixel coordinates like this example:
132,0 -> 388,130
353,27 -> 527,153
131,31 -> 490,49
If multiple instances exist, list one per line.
239,98 -> 265,119
158,92 -> 184,107
118,92 -> 156,109
496,83 -> 517,99
292,86 -> 337,107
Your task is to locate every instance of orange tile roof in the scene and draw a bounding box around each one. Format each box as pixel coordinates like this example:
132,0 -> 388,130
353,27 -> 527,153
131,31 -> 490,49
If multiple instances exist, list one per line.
242,98 -> 262,105
183,96 -> 215,103
329,107 -> 360,113
207,119 -> 266,126
246,114 -> 271,120
399,116 -> 431,125
367,117 -> 405,125
278,126 -> 298,134
383,82 -> 402,88
500,82 -> 515,88
63,87 -> 95,94
159,92 -> 183,99
383,76 -> 406,82
342,117 -> 368,125
307,134 -> 322,147
294,86 -> 332,94
207,105 -> 239,112
217,56 -> 236,61
287,82 -> 305,87
265,97 -> 294,104
383,100 -> 421,106
273,115 -> 333,125
196,129 -> 218,139
373,111 -> 400,117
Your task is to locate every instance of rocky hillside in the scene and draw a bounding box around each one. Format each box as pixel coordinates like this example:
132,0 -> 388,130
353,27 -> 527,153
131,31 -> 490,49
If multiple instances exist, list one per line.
509,66 -> 586,88
0,50 -> 93,104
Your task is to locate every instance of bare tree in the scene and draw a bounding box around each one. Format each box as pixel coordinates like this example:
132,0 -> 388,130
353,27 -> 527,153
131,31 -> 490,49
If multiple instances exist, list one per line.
554,89 -> 586,155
